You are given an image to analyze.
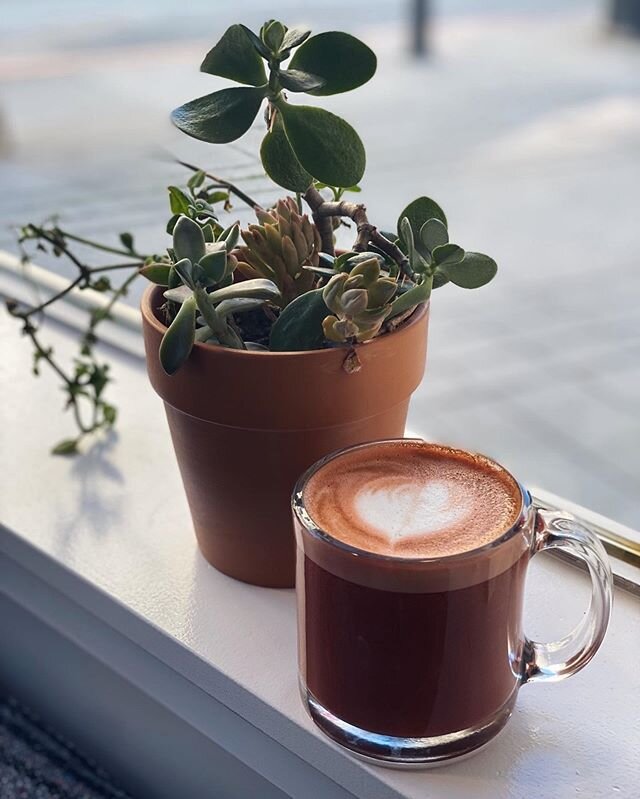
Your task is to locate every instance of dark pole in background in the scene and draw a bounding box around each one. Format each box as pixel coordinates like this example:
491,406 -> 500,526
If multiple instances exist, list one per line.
411,0 -> 430,56
610,0 -> 640,35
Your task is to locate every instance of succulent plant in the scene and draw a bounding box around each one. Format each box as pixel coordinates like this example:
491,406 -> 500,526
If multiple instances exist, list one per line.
8,20 -> 499,452
234,198 -> 320,305
396,197 -> 497,293
321,257 -> 398,343
142,214 -> 281,373
171,22 -> 376,191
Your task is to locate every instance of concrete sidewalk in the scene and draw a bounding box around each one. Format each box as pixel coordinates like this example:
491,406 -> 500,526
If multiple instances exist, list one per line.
1,4 -> 638,528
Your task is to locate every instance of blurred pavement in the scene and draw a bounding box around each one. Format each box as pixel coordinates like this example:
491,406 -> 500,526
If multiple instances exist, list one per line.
1,1 -> 639,527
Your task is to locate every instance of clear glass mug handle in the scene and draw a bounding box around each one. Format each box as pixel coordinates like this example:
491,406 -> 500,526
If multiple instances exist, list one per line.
522,509 -> 613,684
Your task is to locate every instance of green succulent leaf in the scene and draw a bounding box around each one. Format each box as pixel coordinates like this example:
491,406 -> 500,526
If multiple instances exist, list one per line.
280,26 -> 311,52
200,24 -> 267,86
51,438 -> 80,456
289,32 -> 377,95
164,286 -> 193,304
168,186 -> 191,216
388,275 -> 432,319
208,278 -> 281,304
335,251 -> 358,271
278,69 -> 325,92
302,265 -> 337,279
262,20 -> 286,52
159,295 -> 197,375
173,216 -> 206,264
119,232 -> 134,252
166,214 -> 179,235
139,262 -> 172,286
432,269 -> 450,289
278,102 -> 365,187
239,24 -> 272,59
199,250 -> 227,284
171,86 -> 266,144
431,243 -> 465,266
420,218 -> 449,253
270,288 -> 328,351
400,217 -> 416,258
260,116 -> 313,192
219,222 -> 240,251
397,197 -> 447,242
172,258 -> 196,289
187,170 -> 205,189
215,297 -> 266,317
344,252 -> 384,271
438,252 -> 498,289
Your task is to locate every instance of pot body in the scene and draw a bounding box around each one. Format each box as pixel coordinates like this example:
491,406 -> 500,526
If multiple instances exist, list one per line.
141,285 -> 429,587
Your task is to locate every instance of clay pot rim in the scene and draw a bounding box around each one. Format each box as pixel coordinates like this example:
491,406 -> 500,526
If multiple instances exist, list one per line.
141,283 -> 429,360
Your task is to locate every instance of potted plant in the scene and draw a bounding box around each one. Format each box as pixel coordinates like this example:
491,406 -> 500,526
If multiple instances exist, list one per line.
6,20 -> 497,588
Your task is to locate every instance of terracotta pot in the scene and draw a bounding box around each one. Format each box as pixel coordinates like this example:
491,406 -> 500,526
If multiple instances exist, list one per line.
141,284 -> 429,588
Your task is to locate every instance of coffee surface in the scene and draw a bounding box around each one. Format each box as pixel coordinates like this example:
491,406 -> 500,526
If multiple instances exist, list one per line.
304,441 -> 521,557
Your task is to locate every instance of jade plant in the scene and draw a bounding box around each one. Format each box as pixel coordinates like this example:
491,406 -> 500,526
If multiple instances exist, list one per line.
6,20 -> 497,453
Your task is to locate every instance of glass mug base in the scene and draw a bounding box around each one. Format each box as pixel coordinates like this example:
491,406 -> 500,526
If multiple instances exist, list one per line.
301,680 -> 518,768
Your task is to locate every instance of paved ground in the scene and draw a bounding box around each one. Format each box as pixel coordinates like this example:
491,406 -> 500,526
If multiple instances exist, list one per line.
1,2 -> 639,528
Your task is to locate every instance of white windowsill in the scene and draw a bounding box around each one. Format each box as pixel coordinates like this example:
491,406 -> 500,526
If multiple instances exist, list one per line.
1,269 -> 639,798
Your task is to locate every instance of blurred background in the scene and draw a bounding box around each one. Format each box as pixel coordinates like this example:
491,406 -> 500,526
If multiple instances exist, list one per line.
1,0 -> 639,527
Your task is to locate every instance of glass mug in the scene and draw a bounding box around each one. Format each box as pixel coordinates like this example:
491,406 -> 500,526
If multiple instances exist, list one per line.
292,440 -> 613,767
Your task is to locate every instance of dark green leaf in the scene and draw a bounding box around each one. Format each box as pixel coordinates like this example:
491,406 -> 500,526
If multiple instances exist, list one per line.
168,186 -> 191,215
389,276 -> 432,319
280,26 -> 311,51
172,258 -> 195,289
200,24 -> 267,86
335,251 -> 358,271
302,265 -> 337,278
289,32 -> 377,95
119,232 -> 134,251
91,277 -> 111,292
270,288 -> 328,351
199,250 -> 227,284
166,214 -> 180,235
173,216 -> 206,264
432,269 -> 450,289
206,190 -> 230,206
102,403 -> 117,425
439,252 -> 497,289
219,222 -> 240,251
139,263 -> 172,286
260,116 -> 313,192
400,217 -> 416,258
420,218 -> 448,253
240,24 -> 272,59
51,438 -> 79,456
397,197 -> 447,241
159,296 -> 197,375
262,20 -> 286,52
278,69 -> 325,92
171,86 -> 265,144
187,170 -> 205,189
432,243 -> 464,266
278,102 -> 365,187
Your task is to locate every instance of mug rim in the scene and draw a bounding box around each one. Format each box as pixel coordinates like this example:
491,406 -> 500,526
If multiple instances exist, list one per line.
292,438 -> 532,565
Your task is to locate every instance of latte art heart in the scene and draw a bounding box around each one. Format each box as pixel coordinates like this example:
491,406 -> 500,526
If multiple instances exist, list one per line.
354,480 -> 470,545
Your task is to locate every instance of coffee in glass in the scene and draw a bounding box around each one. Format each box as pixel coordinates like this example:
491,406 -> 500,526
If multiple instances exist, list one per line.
293,440 -> 612,766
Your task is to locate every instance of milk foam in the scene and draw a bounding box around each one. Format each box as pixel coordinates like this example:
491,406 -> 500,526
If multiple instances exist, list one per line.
354,480 -> 471,544
303,441 -> 521,558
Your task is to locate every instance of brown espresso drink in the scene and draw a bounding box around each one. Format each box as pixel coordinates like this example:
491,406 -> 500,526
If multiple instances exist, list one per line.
295,440 -> 527,743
